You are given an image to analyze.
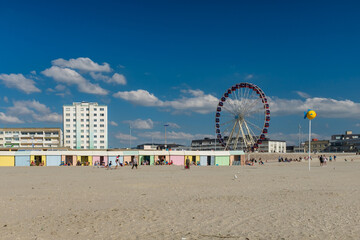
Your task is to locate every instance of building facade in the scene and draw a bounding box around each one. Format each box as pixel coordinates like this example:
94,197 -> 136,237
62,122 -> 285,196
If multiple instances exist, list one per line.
304,140 -> 330,153
0,128 -> 62,148
191,137 -> 286,153
63,102 -> 108,149
330,131 -> 360,152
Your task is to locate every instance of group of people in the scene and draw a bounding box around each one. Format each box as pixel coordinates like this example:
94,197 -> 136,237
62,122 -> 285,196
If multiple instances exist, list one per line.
318,155 -> 336,166
245,158 -> 265,166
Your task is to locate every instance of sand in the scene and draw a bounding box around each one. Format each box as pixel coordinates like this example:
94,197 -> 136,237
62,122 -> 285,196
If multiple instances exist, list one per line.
1,157 -> 360,239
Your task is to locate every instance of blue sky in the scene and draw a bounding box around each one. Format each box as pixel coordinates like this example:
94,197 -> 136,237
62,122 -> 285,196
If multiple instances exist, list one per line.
1,1 -> 360,148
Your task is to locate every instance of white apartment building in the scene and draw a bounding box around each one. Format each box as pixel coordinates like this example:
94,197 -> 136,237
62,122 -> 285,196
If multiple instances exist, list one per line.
0,128 -> 62,148
63,102 -> 108,149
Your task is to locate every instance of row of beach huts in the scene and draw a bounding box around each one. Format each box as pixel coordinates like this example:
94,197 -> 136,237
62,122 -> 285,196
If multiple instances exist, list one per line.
0,150 -> 246,167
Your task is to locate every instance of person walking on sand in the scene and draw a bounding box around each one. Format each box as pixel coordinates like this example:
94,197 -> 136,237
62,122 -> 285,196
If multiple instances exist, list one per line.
115,155 -> 120,169
185,157 -> 190,169
132,156 -> 138,169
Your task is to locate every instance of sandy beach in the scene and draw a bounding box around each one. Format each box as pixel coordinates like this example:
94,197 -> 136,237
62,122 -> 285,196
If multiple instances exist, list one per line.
1,157 -> 360,240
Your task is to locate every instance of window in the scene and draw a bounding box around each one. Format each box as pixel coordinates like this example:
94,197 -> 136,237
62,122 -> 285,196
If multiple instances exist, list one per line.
73,135 -> 76,138
81,124 -> 84,127
66,124 -> 70,127
66,130 -> 70,133
100,124 -> 104,127
100,140 -> 104,143
73,124 -> 76,127
81,119 -> 84,122
94,140 -> 97,144
94,124 -> 97,127
100,119 -> 104,122
94,108 -> 97,111
94,113 -> 97,116
81,130 -> 84,133
100,146 -> 105,149
100,130 -> 104,133
86,113 -> 89,116
86,108 -> 89,111
81,113 -> 84,116
66,119 -> 70,122
86,119 -> 89,122
94,119 -> 97,122
94,135 -> 97,138
81,135 -> 84,138
66,113 -> 70,116
65,108 -> 70,111
100,113 -> 104,116
66,140 -> 70,144
100,108 -> 104,111
100,135 -> 104,138
94,130 -> 97,133
86,124 -> 89,127
66,135 -> 70,138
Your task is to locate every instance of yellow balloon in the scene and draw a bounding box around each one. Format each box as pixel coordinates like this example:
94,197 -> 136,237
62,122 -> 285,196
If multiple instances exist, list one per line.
307,110 -> 317,120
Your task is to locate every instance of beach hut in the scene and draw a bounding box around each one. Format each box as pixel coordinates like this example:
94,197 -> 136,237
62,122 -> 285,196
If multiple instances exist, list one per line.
92,156 -> 108,166
15,151 -> 31,166
199,151 -> 215,166
184,152 -> 200,165
62,155 -> 76,166
169,152 -> 185,166
31,154 -> 46,166
123,151 -> 139,166
0,155 -> 15,166
77,155 -> 93,166
154,152 -> 170,165
108,155 -> 123,166
215,156 -> 230,166
46,155 -> 62,166
229,151 -> 244,166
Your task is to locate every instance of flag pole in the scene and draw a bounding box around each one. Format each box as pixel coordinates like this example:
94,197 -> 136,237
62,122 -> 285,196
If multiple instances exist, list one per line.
308,120 -> 311,171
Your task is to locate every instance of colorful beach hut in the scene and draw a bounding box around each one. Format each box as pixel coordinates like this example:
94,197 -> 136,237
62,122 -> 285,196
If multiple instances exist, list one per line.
15,151 -> 31,166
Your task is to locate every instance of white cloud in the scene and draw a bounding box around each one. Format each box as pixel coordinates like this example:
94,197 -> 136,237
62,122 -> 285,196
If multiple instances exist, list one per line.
115,133 -> 138,143
109,121 -> 118,126
295,91 -> 310,99
109,73 -> 126,85
0,112 -> 24,124
245,74 -> 253,80
113,89 -> 218,114
270,97 -> 360,119
42,66 -> 108,95
52,57 -> 111,72
124,119 -> 154,129
30,70 -> 37,75
0,73 -> 41,94
166,122 -> 180,129
137,131 -> 212,141
113,89 -> 163,106
7,100 -> 62,123
90,72 -> 127,85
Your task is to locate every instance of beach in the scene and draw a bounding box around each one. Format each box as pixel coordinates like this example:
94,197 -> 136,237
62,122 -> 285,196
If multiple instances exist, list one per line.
1,158 -> 360,239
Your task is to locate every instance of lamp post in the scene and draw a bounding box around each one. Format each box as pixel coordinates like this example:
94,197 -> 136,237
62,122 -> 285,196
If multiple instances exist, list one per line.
164,124 -> 169,150
129,124 -> 132,149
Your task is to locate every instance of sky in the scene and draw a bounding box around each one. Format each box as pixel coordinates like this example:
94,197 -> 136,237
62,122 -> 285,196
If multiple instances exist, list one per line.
1,0 -> 360,148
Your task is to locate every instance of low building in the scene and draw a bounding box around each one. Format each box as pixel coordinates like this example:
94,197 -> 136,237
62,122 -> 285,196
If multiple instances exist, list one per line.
191,137 -> 286,153
304,139 -> 330,153
137,143 -> 184,150
0,128 -> 62,148
330,131 -> 360,152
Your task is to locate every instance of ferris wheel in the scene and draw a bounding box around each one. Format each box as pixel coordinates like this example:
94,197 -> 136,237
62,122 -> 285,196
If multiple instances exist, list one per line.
215,83 -> 270,151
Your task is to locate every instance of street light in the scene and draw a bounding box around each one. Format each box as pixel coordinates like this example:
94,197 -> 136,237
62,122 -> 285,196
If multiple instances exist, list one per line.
164,124 -> 169,149
129,124 -> 132,149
